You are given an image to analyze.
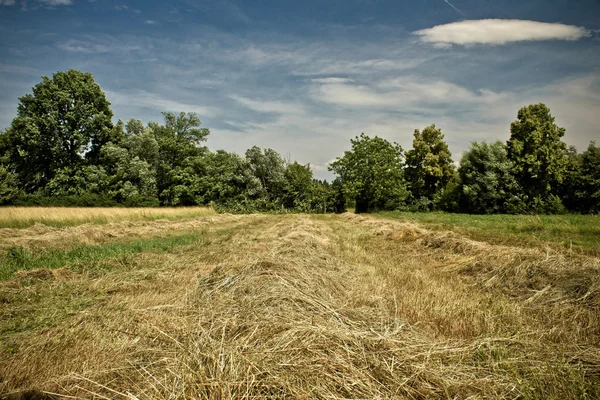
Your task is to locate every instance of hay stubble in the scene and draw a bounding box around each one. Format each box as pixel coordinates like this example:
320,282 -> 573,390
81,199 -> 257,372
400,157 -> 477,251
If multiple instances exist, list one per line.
1,213 -> 599,398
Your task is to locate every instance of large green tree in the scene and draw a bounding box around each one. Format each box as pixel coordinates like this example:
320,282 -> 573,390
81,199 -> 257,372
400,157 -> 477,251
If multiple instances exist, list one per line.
195,150 -> 263,210
245,146 -> 287,206
3,70 -> 116,192
405,124 -> 455,206
456,141 -> 523,214
283,161 -> 314,211
506,103 -> 568,202
329,133 -> 408,213
150,112 -> 209,205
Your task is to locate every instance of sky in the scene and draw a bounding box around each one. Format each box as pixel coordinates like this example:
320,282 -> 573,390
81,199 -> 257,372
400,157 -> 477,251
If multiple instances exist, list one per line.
0,0 -> 599,179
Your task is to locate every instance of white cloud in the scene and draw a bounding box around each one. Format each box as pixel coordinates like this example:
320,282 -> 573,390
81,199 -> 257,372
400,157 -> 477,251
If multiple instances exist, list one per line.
105,90 -> 218,118
39,0 -> 72,5
115,4 -> 140,13
145,20 -> 156,25
57,38 -> 140,53
310,77 -> 354,84
311,77 -> 506,109
414,19 -> 589,46
58,40 -> 110,53
230,95 -> 304,115
297,57 -> 427,76
0,0 -> 72,7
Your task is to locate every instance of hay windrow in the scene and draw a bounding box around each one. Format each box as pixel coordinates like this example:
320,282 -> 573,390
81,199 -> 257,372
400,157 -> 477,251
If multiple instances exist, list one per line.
345,213 -> 600,309
0,214 -> 248,251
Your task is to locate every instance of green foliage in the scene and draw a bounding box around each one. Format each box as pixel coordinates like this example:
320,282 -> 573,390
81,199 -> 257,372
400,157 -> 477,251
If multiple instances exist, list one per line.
0,165 -> 22,205
456,141 -> 523,214
124,119 -> 159,166
283,162 -> 314,211
578,142 -> 600,213
11,192 -> 119,207
245,146 -> 287,204
330,133 -> 408,213
562,142 -> 600,213
99,143 -> 158,204
151,112 -> 209,205
4,70 -> 116,192
507,103 -> 568,203
45,165 -> 108,197
405,124 -> 455,206
193,150 -> 262,207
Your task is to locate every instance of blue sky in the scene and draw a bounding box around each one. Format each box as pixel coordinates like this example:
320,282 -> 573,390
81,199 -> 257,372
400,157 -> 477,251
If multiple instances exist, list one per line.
1,0 -> 599,179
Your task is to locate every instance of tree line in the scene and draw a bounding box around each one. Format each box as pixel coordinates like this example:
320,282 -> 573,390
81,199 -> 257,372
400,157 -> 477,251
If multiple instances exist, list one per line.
0,70 -> 598,214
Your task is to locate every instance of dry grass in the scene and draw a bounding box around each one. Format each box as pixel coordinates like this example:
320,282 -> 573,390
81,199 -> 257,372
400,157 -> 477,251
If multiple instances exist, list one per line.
0,207 -> 216,229
1,212 -> 599,399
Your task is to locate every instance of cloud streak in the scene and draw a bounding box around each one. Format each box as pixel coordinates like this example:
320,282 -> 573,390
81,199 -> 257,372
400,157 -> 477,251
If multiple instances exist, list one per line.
442,0 -> 466,18
0,0 -> 72,5
414,19 -> 589,47
309,77 -> 354,84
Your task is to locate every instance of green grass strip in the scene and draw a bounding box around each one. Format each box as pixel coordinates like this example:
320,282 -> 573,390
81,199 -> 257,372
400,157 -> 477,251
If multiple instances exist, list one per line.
376,211 -> 600,253
0,233 -> 204,280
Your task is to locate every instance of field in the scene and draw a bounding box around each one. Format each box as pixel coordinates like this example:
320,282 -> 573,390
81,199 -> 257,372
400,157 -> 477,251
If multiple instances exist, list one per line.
377,211 -> 600,255
0,207 -> 216,229
1,209 -> 599,399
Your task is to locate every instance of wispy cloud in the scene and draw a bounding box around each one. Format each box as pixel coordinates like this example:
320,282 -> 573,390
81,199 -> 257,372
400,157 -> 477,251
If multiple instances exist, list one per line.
57,37 -> 141,53
58,40 -> 110,53
231,95 -> 304,115
40,0 -> 72,5
115,4 -> 140,13
105,89 -> 218,118
1,0 -> 72,6
414,19 -> 589,47
310,77 -> 506,109
309,77 -> 354,84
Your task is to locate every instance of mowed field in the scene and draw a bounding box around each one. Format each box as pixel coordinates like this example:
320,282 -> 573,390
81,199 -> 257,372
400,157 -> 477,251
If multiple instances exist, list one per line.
1,209 -> 599,399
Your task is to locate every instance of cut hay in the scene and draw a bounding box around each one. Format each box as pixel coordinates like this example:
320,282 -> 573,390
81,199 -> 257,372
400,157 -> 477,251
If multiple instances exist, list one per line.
2,214 -> 599,399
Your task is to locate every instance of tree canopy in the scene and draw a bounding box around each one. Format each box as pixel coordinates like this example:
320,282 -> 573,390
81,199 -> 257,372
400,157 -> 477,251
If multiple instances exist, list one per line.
456,141 -> 522,214
329,133 -> 408,213
0,70 -> 597,214
404,124 -> 454,207
3,70 -> 116,192
507,103 -> 568,203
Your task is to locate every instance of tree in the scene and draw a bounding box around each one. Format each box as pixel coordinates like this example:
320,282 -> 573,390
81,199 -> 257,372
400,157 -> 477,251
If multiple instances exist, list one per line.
3,70 -> 116,192
124,119 -> 159,167
506,103 -> 568,203
562,142 -> 600,213
309,179 -> 346,214
283,162 -> 314,211
195,150 -> 263,210
405,124 -> 454,207
329,133 -> 408,213
98,143 -> 157,205
456,141 -> 523,214
245,146 -> 286,206
578,142 -> 600,213
150,112 -> 210,205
